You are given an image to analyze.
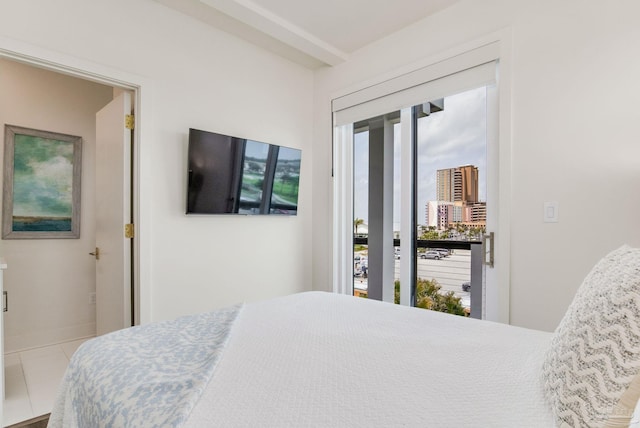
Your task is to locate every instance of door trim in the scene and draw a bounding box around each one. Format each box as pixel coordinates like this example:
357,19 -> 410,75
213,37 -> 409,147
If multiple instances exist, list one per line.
331,30 -> 513,324
0,35 -> 153,325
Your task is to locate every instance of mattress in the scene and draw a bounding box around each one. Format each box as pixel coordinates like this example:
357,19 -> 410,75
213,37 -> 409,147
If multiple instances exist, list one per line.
185,292 -> 555,427
50,291 -> 556,427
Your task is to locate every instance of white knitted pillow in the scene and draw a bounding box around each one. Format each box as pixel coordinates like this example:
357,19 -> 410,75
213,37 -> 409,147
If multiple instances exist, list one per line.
542,245 -> 640,427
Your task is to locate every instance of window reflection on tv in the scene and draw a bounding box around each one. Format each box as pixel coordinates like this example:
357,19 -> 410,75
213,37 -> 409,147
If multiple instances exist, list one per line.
270,147 -> 301,215
238,140 -> 268,214
186,128 -> 301,215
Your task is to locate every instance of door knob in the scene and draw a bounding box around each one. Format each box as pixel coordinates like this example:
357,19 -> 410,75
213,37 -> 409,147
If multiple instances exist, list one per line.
89,247 -> 100,260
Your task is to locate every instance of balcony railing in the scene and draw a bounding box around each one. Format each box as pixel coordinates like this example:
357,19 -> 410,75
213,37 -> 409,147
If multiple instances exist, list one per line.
353,238 -> 483,319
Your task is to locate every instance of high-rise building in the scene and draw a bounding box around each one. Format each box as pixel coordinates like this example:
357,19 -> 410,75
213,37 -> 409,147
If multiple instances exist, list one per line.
458,165 -> 478,203
438,203 -> 462,229
436,169 -> 455,202
431,165 -> 483,230
436,165 -> 478,203
463,202 -> 487,225
425,201 -> 439,228
426,201 -> 463,230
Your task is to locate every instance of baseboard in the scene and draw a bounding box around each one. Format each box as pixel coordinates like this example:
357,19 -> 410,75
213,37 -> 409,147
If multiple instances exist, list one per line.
4,322 -> 96,354
6,413 -> 49,428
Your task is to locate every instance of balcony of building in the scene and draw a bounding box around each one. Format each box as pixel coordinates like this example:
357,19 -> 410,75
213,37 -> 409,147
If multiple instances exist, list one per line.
353,238 -> 484,318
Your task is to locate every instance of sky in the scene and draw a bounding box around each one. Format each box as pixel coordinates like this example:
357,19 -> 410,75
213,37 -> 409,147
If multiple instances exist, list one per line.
245,140 -> 270,160
245,140 -> 301,161
354,86 -> 488,229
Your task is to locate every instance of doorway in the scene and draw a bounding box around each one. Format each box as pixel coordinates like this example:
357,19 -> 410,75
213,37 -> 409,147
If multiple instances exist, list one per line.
0,57 -> 136,346
0,54 -> 139,425
351,85 -> 494,318
332,47 -> 509,322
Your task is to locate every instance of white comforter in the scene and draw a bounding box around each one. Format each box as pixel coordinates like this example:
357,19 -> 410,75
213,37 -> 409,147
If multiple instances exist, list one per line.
48,305 -> 242,427
185,292 -> 556,427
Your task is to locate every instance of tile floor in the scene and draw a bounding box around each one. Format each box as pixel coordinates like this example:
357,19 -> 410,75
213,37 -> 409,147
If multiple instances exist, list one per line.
3,338 -> 91,426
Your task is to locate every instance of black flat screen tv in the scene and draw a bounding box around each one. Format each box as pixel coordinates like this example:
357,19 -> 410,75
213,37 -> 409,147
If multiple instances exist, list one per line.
186,128 -> 301,215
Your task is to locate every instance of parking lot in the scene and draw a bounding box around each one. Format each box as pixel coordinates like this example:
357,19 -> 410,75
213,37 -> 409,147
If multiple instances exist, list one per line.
354,249 -> 471,307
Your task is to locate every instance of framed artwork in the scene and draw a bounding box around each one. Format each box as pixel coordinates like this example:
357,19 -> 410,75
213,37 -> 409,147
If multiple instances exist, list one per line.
2,125 -> 82,239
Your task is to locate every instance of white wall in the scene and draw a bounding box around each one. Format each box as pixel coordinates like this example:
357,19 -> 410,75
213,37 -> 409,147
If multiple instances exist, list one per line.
312,0 -> 640,331
0,0 -> 314,322
2,0 -> 635,337
0,59 -> 113,351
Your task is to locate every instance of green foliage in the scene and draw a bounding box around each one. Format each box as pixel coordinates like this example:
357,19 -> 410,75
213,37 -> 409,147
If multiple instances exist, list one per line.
394,280 -> 400,304
272,175 -> 299,203
395,278 -> 467,316
419,225 -> 440,240
457,223 -> 486,240
247,161 -> 262,173
468,225 -> 486,239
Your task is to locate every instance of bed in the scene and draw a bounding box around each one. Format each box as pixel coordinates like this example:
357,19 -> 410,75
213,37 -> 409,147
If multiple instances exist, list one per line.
48,245 -> 640,428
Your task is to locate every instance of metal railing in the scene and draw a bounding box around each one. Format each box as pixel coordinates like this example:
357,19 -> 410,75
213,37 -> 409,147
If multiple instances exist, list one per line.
353,238 -> 483,319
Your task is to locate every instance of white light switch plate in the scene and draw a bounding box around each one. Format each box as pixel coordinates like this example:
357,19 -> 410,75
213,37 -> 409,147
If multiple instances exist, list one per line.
544,201 -> 559,223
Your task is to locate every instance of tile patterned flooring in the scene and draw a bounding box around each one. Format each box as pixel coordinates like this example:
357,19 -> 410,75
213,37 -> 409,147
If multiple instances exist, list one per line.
3,339 -> 91,426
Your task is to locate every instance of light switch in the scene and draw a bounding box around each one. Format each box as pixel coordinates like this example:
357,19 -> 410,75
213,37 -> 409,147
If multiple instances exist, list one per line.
544,201 -> 559,223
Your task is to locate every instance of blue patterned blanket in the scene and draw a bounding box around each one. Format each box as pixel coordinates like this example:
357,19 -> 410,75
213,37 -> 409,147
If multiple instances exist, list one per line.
48,304 -> 242,428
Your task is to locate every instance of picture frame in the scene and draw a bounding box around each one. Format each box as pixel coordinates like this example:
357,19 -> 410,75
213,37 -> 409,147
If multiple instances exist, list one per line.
2,125 -> 82,239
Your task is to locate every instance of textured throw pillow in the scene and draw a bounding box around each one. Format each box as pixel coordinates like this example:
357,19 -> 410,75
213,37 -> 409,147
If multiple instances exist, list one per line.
542,245 -> 640,428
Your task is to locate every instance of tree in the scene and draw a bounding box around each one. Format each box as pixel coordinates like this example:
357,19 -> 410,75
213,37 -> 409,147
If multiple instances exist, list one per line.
419,226 -> 440,240
455,222 -> 468,237
446,225 -> 455,238
394,278 -> 467,317
247,161 -> 262,173
354,218 -> 364,234
468,225 -> 485,240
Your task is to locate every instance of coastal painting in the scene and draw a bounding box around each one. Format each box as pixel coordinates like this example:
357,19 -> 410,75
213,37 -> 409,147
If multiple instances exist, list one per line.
2,125 -> 82,239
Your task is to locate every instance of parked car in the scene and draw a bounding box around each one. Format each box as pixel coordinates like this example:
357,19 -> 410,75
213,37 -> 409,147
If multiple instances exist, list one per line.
354,265 -> 368,277
420,251 -> 441,260
462,281 -> 471,292
433,248 -> 451,257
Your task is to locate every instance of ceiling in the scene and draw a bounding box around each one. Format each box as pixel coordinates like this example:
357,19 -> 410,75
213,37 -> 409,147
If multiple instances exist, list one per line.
154,0 -> 460,68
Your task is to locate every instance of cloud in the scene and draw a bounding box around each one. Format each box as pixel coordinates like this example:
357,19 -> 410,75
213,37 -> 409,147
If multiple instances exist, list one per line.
354,86 -> 488,227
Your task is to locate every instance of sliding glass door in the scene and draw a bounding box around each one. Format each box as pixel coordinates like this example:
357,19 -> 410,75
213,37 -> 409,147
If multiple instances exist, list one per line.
333,57 -> 500,320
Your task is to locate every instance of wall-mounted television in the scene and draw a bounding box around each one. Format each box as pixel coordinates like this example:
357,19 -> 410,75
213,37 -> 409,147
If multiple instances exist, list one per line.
186,128 -> 301,215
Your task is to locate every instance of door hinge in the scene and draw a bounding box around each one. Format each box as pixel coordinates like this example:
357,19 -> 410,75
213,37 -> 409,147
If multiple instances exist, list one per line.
125,223 -> 135,239
125,114 -> 135,130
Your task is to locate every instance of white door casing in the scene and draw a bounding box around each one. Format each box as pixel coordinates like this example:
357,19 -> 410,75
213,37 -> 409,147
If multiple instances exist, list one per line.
0,37 -> 150,423
95,92 -> 132,336
332,37 -> 511,323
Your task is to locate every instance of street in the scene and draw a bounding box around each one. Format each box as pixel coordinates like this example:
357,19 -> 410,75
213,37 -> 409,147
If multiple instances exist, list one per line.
354,249 -> 472,307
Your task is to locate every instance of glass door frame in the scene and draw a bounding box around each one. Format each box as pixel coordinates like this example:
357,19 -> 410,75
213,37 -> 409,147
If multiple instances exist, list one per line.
332,37 -> 512,323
